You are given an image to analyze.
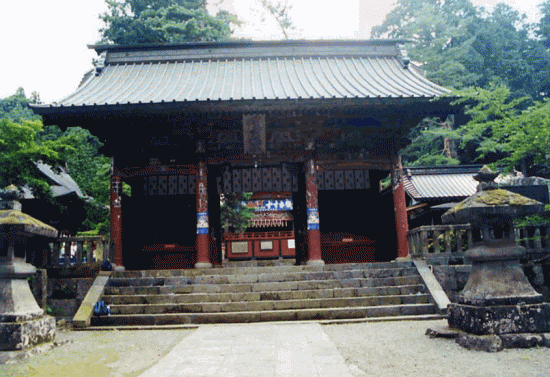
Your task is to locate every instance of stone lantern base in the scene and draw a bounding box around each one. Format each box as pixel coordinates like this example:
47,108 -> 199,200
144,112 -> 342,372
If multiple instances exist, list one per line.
0,316 -> 56,352
448,302 -> 550,335
0,261 -> 56,351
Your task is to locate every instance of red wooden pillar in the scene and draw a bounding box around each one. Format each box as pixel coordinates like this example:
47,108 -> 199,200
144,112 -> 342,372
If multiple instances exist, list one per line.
195,161 -> 212,268
391,154 -> 409,259
305,159 -> 324,266
110,166 -> 123,267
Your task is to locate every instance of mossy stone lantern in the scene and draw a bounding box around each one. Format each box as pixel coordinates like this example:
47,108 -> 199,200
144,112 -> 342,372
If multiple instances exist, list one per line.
0,189 -> 57,351
442,166 -> 550,335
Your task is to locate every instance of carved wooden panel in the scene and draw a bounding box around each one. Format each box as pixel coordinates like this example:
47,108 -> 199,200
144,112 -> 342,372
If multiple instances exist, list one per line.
316,170 -> 370,190
316,172 -> 325,190
335,171 -> 345,190
149,176 -> 158,196
179,175 -> 188,194
169,176 -> 178,195
221,165 -> 299,194
242,169 -> 252,192
188,176 -> 196,193
262,168 -> 271,191
232,169 -> 242,193
272,167 -> 282,192
282,166 -> 292,192
252,169 -> 262,192
143,174 -> 196,195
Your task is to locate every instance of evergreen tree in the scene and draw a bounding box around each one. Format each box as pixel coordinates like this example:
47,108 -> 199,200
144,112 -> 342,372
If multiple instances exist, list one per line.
372,0 -> 550,99
0,88 -> 41,123
99,0 -> 236,44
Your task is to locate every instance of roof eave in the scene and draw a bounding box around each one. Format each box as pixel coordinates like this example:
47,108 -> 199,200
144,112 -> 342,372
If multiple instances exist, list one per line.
33,96 -> 456,121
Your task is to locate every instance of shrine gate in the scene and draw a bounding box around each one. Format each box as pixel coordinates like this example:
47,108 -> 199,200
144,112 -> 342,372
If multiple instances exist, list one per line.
34,40 -> 453,270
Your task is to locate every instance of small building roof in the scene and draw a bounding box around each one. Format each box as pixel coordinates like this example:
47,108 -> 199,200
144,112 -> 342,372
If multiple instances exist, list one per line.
21,162 -> 85,199
403,165 -> 484,202
33,40 -> 450,112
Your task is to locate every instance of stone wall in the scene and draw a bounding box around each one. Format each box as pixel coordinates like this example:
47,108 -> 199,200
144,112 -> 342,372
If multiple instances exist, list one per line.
29,271 -> 94,319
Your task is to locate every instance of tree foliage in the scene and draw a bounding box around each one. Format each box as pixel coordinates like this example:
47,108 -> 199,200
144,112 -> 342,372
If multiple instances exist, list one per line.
220,193 -> 256,233
99,0 -> 236,44
0,88 -> 41,123
453,85 -> 550,178
37,125 -> 112,235
538,0 -> 550,49
374,0 -> 550,172
400,117 -> 460,167
372,0 -> 550,98
1,89 -> 112,235
0,119 -> 69,199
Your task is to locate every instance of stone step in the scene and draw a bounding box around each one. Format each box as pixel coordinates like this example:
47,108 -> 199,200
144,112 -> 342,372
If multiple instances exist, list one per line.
91,303 -> 437,326
111,261 -> 415,278
108,294 -> 432,315
106,267 -> 419,288
104,275 -> 423,297
104,282 -> 426,299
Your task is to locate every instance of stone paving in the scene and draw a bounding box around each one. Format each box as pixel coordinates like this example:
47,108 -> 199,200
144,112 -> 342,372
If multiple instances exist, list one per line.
137,322 -> 352,377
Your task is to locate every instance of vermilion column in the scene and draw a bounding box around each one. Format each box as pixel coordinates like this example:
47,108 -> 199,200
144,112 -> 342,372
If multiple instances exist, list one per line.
305,159 -> 324,266
110,168 -> 123,267
195,161 -> 212,268
391,155 -> 409,259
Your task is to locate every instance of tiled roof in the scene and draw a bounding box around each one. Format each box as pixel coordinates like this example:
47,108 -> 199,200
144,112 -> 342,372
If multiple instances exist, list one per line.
21,162 -> 85,199
36,40 -> 450,109
403,165 -> 483,201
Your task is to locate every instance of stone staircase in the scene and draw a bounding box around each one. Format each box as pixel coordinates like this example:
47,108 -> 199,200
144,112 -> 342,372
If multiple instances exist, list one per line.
91,261 -> 440,327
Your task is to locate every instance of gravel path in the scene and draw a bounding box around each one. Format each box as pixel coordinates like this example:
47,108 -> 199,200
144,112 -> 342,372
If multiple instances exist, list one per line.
323,319 -> 550,377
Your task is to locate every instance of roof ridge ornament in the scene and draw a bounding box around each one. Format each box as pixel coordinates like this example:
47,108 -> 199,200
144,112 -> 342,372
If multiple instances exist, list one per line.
398,44 -> 410,69
94,51 -> 107,76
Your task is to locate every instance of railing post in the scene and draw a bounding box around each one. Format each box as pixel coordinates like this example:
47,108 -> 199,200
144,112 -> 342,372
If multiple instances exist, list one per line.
407,232 -> 415,257
85,241 -> 92,263
534,227 -> 542,250
52,242 -> 60,267
444,228 -> 452,254
433,229 -> 440,254
420,228 -> 428,255
456,230 -> 464,253
76,240 -> 83,266
64,241 -> 71,265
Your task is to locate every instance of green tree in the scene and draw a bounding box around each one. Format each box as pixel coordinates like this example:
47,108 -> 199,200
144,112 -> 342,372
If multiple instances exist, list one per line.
538,0 -> 550,49
372,1 -> 550,98
37,126 -> 113,235
0,119 -> 69,199
454,85 -> 550,177
99,0 -> 236,44
401,117 -> 461,166
220,193 -> 256,233
0,88 -> 41,123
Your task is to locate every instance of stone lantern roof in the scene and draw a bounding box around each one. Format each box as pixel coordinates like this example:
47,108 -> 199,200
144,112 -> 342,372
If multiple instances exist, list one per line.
441,166 -> 544,227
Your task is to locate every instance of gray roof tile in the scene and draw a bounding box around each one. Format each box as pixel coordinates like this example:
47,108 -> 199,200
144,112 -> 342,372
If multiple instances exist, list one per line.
40,40 -> 449,108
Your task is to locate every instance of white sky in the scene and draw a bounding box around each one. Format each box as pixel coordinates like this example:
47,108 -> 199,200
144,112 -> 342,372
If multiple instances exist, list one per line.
0,0 -> 544,103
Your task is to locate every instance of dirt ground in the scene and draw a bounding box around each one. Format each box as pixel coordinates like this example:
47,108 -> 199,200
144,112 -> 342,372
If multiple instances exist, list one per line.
2,320 -> 550,377
324,319 -> 550,377
1,328 -> 193,377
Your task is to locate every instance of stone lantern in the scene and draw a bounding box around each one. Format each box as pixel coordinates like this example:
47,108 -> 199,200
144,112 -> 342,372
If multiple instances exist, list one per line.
0,189 -> 57,351
441,166 -> 549,337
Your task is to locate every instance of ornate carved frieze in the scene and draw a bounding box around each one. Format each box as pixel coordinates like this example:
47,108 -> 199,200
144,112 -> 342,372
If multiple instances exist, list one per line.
143,174 -> 196,195
316,170 -> 370,191
221,165 -> 299,194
